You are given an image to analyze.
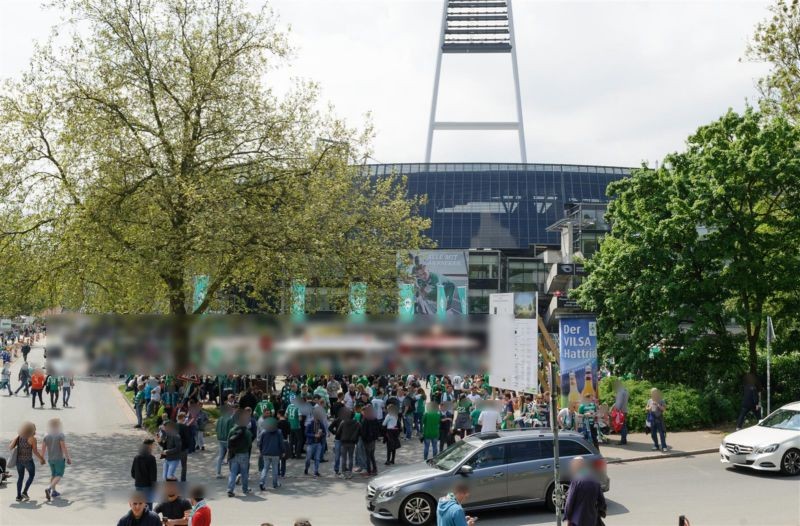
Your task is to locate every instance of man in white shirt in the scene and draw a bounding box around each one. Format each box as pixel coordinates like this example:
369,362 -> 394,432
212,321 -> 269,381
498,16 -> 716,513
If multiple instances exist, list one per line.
452,375 -> 464,397
466,387 -> 482,407
477,403 -> 502,432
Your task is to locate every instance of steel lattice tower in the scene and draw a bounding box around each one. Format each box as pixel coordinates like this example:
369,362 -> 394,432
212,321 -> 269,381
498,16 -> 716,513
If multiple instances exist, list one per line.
425,0 -> 527,163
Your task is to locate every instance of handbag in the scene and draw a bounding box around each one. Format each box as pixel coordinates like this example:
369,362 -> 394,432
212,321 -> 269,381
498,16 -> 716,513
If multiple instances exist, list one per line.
7,437 -> 19,469
645,411 -> 654,432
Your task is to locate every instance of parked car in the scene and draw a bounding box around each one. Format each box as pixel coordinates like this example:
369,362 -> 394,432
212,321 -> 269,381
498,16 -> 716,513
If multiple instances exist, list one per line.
366,429 -> 609,526
720,401 -> 800,476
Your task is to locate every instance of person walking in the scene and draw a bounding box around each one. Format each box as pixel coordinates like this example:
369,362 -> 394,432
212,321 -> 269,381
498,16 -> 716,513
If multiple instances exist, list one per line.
131,438 -> 158,510
360,405 -> 381,476
30,368 -> 45,408
116,491 -> 161,526
134,383 -> 146,429
646,388 -> 668,452
436,482 -> 476,526
422,402 -> 441,460
46,373 -> 61,409
303,411 -> 325,477
336,409 -> 360,479
176,412 -> 194,482
15,361 -> 31,396
10,422 -> 46,502
382,405 -> 401,466
41,418 -> 71,501
1,362 -> 12,396
736,373 -> 760,430
613,380 -> 629,445
564,456 -> 607,526
286,397 -> 303,459
257,416 -> 284,491
226,410 -> 253,497
215,404 -> 235,478
61,374 -> 74,407
159,420 -> 182,480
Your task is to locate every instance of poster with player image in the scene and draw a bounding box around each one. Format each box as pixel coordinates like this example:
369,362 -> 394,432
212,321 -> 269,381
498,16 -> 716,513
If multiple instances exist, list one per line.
559,316 -> 598,412
398,250 -> 469,316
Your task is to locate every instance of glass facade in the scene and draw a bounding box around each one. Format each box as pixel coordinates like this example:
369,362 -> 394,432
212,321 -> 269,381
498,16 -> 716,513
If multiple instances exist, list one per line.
506,259 -> 548,293
367,163 -> 628,249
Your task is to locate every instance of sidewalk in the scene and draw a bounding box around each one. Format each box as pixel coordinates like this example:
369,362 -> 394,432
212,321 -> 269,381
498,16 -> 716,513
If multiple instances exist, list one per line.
602,429 -> 724,463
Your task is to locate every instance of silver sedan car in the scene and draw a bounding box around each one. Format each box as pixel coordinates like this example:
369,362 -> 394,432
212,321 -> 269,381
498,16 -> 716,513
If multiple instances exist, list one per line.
366,429 -> 609,525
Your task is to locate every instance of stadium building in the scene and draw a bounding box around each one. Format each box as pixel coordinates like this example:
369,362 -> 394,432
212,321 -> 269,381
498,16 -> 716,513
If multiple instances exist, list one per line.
365,1 -> 631,329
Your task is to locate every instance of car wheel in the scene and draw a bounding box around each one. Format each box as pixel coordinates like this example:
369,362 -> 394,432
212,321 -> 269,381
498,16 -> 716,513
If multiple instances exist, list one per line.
780,449 -> 800,476
545,481 -> 571,513
400,493 -> 436,526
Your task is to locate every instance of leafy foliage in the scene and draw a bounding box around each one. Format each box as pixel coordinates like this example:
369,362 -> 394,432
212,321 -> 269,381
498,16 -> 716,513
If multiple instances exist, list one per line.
0,0 -> 430,316
575,109 -> 800,381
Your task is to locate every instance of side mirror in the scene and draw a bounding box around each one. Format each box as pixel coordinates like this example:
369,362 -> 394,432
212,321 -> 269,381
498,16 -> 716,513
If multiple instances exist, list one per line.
459,465 -> 473,476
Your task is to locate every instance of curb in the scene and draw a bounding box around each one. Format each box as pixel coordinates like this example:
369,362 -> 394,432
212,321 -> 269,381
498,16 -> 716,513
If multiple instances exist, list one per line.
607,448 -> 718,464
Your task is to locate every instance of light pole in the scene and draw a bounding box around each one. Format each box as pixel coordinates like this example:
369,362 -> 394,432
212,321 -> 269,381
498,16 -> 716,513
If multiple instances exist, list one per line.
549,361 -> 563,526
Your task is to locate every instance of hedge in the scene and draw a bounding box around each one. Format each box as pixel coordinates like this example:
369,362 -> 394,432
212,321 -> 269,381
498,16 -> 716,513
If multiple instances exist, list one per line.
598,377 -> 737,432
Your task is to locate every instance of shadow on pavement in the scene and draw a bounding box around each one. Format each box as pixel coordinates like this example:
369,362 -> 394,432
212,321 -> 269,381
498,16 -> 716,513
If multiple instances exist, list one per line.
724,465 -> 799,481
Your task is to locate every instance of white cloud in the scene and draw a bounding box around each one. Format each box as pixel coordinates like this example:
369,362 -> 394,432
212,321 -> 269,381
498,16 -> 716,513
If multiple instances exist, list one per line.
0,0 -> 772,166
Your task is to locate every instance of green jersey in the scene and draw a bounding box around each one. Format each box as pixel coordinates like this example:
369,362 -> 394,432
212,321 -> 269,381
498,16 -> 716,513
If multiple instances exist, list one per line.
286,404 -> 301,430
254,399 -> 274,418
579,402 -> 597,425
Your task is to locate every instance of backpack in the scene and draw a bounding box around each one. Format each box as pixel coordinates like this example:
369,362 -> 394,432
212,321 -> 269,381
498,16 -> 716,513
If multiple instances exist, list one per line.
31,374 -> 44,390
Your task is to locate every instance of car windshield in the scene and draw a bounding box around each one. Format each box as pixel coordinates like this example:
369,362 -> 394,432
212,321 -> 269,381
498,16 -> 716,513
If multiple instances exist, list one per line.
758,409 -> 800,431
430,440 -> 476,471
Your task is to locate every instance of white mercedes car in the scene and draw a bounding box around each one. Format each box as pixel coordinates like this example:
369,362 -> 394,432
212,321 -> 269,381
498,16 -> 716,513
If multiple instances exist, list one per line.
720,402 -> 800,476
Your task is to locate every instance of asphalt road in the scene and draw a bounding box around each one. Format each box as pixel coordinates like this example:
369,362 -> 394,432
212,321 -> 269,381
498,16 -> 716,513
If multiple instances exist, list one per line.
1,344 -> 798,526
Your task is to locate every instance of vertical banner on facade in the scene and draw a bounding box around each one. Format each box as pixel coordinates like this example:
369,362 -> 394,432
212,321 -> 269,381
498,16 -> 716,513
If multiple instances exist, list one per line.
398,283 -> 415,323
436,284 -> 447,321
457,286 -> 468,316
489,292 -> 538,393
192,275 -> 209,313
349,282 -> 367,322
290,280 -> 306,322
559,316 -> 598,411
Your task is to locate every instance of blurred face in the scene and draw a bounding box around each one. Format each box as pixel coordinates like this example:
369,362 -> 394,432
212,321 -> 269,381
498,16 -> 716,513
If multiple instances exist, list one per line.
130,500 -> 146,517
454,488 -> 470,504
164,482 -> 179,499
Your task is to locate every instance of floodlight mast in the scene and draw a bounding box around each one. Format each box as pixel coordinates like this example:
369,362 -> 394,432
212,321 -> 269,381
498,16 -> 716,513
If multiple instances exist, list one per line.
425,0 -> 528,164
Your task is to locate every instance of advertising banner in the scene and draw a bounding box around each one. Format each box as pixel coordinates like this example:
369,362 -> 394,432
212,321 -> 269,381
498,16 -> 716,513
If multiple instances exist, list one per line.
349,282 -> 368,321
398,283 -> 415,322
457,286 -> 468,316
192,275 -> 209,313
559,316 -> 598,411
398,250 -> 468,316
489,292 -> 538,394
436,284 -> 447,321
290,280 -> 306,322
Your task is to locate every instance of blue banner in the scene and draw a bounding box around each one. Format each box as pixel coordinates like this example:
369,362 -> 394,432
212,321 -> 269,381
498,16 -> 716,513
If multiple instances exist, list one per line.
559,316 -> 598,411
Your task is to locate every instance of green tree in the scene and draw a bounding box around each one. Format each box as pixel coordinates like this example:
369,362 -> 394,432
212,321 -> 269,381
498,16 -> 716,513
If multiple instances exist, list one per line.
575,109 -> 800,378
749,0 -> 800,120
0,0 -> 430,316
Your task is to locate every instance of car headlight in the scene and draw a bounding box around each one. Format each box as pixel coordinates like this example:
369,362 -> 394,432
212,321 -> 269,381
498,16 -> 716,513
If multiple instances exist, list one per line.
755,443 -> 780,454
376,487 -> 400,501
